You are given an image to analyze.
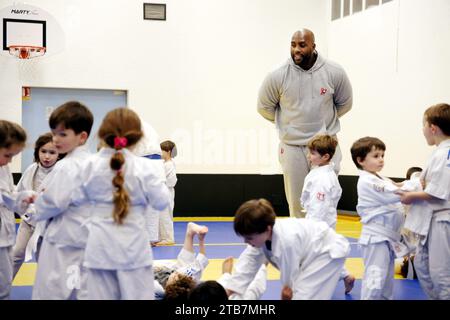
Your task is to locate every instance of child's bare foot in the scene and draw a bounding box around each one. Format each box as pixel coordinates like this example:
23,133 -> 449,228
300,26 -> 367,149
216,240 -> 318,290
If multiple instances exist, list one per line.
222,257 -> 234,274
187,222 -> 208,237
344,274 -> 355,294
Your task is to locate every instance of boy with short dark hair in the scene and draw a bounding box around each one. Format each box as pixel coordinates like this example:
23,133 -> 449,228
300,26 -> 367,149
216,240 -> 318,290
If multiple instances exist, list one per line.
225,198 -> 350,300
398,103 -> 450,299
351,136 -> 406,300
301,134 -> 355,294
28,101 -> 94,300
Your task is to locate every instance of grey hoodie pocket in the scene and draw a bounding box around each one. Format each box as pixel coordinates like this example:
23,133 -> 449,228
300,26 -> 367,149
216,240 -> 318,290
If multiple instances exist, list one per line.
282,121 -> 326,145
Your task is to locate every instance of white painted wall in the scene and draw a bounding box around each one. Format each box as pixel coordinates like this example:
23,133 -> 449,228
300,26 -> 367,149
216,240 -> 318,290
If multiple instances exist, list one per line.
0,0 -> 328,173
328,0 -> 450,176
3,0 -> 448,178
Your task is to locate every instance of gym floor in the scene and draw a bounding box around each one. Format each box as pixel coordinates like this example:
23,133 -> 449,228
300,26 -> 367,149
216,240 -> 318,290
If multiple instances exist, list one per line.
11,216 -> 426,300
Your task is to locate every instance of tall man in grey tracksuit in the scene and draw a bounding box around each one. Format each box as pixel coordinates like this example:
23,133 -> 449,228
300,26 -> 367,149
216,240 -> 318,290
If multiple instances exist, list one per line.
257,29 -> 353,218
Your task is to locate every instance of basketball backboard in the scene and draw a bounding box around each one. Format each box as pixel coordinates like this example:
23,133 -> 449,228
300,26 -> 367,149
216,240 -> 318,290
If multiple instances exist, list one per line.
0,3 -> 64,58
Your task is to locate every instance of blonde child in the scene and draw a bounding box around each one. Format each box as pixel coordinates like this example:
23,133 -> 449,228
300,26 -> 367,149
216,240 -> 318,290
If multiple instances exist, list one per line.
27,101 -> 94,300
301,134 -> 355,294
398,103 -> 450,300
351,136 -> 406,300
12,133 -> 61,279
155,140 -> 177,245
224,199 -> 349,300
72,108 -> 170,299
0,120 -> 27,299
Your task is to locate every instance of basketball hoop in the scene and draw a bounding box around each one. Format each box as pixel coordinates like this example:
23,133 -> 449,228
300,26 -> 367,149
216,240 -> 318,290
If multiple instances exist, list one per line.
8,45 -> 46,59
8,45 -> 46,82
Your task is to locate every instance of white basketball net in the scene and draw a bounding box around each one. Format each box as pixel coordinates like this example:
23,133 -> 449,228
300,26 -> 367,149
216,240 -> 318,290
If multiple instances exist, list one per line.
8,46 -> 46,82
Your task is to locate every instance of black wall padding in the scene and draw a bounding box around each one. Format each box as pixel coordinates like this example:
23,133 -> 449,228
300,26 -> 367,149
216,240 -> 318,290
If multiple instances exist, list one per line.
13,172 -> 402,217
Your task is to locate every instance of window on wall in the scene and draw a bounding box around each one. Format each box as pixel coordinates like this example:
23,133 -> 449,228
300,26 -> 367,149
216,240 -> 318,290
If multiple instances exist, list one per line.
332,0 -> 391,20
343,0 -> 351,17
331,0 -> 341,21
366,0 -> 380,9
353,0 -> 363,13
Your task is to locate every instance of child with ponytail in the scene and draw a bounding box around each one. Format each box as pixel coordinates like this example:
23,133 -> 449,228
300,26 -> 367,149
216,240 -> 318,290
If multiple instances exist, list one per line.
73,108 -> 170,299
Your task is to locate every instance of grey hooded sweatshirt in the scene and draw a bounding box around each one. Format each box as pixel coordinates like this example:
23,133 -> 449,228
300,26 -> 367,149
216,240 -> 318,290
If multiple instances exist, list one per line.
257,52 -> 353,146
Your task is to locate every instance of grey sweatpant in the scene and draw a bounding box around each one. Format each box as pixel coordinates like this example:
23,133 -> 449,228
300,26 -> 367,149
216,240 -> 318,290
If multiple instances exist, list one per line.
279,141 -> 342,218
0,246 -> 13,300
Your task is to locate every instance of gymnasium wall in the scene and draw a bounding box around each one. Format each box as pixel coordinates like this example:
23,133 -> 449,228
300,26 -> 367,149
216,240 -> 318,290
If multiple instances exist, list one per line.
327,0 -> 450,177
0,0 -> 328,174
2,1 -> 450,216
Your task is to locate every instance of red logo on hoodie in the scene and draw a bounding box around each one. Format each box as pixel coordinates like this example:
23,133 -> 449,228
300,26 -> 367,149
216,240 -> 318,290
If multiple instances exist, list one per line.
320,88 -> 327,95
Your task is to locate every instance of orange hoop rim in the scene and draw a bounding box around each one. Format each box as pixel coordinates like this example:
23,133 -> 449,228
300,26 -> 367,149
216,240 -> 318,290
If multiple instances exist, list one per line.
8,45 -> 46,59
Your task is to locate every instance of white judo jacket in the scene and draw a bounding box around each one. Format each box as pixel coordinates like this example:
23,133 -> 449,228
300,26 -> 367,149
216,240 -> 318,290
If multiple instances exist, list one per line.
164,159 -> 177,208
421,140 -> 450,215
301,163 -> 342,228
16,163 -> 54,227
0,166 -> 17,248
356,170 -> 404,247
71,148 -> 171,270
31,146 -> 91,248
225,218 -> 349,296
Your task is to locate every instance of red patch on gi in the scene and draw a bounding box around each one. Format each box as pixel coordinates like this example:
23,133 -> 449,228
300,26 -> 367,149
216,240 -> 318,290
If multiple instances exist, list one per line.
320,88 -> 327,95
316,192 -> 325,201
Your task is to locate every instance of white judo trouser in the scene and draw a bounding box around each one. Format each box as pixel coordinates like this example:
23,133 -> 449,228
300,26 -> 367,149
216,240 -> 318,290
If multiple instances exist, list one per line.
32,239 -> 88,300
173,248 -> 208,279
0,246 -> 13,300
159,189 -> 175,243
361,241 -> 395,300
146,206 -> 160,242
12,220 -> 34,278
87,266 -> 155,300
328,221 -> 350,282
279,141 -> 342,218
293,252 -> 345,300
414,214 -> 450,300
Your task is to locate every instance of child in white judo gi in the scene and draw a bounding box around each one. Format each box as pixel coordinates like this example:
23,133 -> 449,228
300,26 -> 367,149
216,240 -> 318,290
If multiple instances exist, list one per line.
394,166 -> 423,280
155,140 -> 177,245
133,120 -> 165,245
73,108 -> 170,299
218,256 -> 268,300
224,198 -> 350,300
26,101 -> 94,300
153,222 -> 209,299
351,136 -> 406,300
300,134 -> 355,294
12,132 -> 61,279
398,103 -> 450,300
0,120 -> 27,300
